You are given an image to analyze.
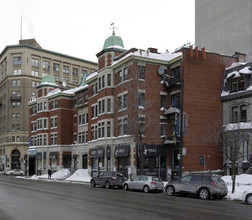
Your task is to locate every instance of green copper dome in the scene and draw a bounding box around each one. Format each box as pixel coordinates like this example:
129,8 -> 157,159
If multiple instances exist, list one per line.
103,31 -> 124,49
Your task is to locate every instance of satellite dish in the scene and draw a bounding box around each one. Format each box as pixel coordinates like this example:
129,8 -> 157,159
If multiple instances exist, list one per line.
158,67 -> 165,75
62,81 -> 66,87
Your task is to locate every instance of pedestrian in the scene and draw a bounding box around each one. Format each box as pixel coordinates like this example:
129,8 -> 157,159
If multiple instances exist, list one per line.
48,168 -> 52,179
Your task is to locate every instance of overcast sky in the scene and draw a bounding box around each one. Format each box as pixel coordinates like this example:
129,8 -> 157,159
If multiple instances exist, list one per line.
0,0 -> 195,62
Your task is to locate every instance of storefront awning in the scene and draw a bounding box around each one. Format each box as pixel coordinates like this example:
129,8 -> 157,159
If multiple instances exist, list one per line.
49,152 -> 58,159
115,145 -> 130,157
164,107 -> 180,115
90,146 -> 104,158
144,144 -> 166,157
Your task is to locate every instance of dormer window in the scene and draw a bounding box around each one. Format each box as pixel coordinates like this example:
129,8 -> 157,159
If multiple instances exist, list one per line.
231,81 -> 237,93
238,79 -> 245,91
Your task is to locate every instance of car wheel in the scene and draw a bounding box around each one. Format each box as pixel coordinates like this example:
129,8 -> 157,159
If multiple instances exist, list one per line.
90,180 -> 96,187
124,184 -> 128,191
10,173 -> 13,176
105,181 -> 110,189
246,194 -> 252,205
199,188 -> 209,200
166,185 -> 175,196
143,185 -> 150,193
20,173 -> 23,176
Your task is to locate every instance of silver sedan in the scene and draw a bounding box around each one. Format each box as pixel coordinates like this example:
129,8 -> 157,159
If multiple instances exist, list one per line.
123,175 -> 164,193
4,169 -> 24,176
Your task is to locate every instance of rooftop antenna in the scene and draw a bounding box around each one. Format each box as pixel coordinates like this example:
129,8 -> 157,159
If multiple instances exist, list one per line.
110,22 -> 117,35
20,16 -> 23,40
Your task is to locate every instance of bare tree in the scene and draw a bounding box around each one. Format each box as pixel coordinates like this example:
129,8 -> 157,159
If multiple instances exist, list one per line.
205,118 -> 249,193
115,56 -> 160,174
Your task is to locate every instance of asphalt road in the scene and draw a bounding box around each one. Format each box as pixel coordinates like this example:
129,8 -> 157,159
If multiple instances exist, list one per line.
0,175 -> 251,220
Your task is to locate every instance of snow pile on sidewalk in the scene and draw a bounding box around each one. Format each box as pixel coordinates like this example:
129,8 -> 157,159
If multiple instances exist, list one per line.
222,174 -> 252,201
35,169 -> 71,180
65,169 -> 91,182
52,169 -> 71,179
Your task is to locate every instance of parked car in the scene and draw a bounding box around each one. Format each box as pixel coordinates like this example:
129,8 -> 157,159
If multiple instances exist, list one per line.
90,171 -> 127,189
164,174 -> 228,200
241,189 -> 252,205
123,175 -> 164,193
4,169 -> 24,176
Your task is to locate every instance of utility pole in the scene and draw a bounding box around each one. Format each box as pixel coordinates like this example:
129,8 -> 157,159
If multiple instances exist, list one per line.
179,66 -> 184,179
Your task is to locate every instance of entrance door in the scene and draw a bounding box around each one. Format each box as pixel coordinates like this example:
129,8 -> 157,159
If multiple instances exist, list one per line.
29,157 -> 36,175
82,154 -> 87,169
117,157 -> 128,176
11,149 -> 20,169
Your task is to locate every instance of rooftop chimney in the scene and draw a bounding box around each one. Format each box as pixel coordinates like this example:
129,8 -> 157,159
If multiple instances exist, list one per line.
147,47 -> 158,53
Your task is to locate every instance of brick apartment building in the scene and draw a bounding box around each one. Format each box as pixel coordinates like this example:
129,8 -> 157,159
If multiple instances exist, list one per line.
0,39 -> 97,173
28,32 -> 243,179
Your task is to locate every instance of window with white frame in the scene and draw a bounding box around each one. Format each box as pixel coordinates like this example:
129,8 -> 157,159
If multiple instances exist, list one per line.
138,92 -> 145,108
50,133 -> 57,145
50,117 -> 58,129
107,121 -> 111,137
160,118 -> 167,137
42,61 -> 49,70
73,67 -> 78,76
32,58 -> 39,67
107,98 -> 111,113
13,69 -> 21,75
13,57 -> 21,65
138,65 -> 145,80
108,74 -> 111,87
118,117 -> 127,136
63,65 -> 69,74
118,93 -> 127,111
91,125 -> 97,140
53,63 -> 60,72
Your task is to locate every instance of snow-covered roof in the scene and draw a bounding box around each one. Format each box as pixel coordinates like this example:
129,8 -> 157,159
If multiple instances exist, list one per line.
112,49 -> 182,66
239,66 -> 252,74
86,71 -> 98,82
226,71 -> 240,79
225,62 -> 247,70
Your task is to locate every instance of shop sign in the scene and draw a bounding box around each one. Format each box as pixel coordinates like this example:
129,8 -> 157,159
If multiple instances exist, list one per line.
28,149 -> 36,156
114,145 -> 129,157
49,152 -> 58,159
90,147 -> 104,158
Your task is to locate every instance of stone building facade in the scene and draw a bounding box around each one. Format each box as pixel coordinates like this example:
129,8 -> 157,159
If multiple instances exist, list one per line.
0,39 -> 97,173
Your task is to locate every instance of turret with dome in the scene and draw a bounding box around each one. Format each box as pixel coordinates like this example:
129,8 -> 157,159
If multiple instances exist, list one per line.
96,28 -> 126,69
103,30 -> 124,49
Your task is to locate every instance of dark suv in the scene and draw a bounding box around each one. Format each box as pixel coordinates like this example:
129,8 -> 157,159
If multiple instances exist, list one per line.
165,174 -> 228,200
90,171 -> 127,189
